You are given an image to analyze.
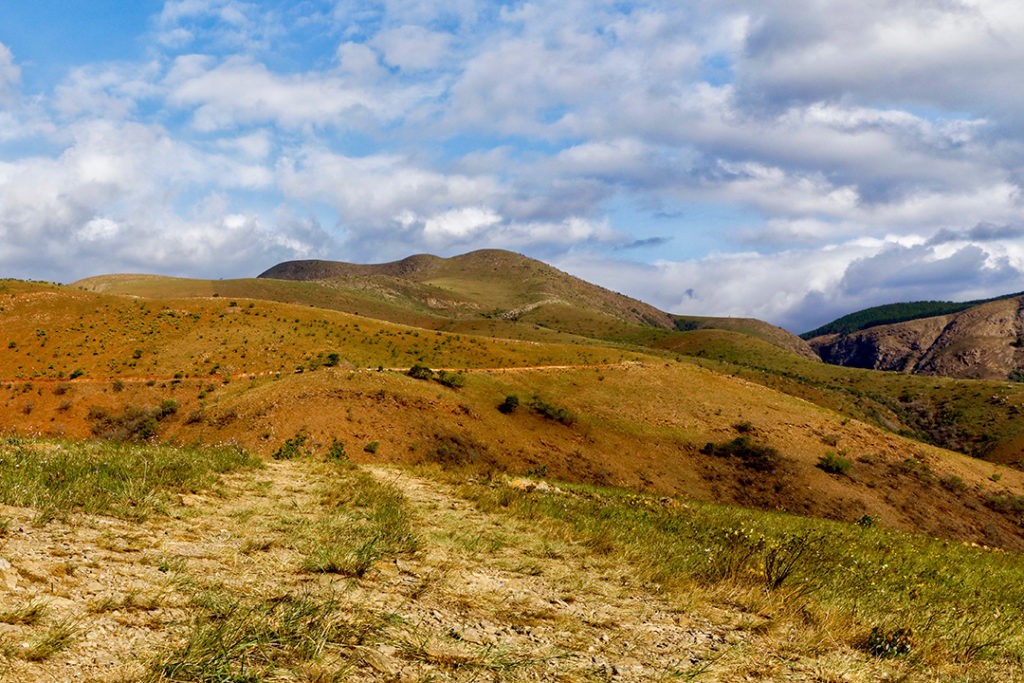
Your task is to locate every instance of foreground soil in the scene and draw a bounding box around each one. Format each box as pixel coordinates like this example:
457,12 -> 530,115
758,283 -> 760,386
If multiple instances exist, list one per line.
0,457 -> 918,682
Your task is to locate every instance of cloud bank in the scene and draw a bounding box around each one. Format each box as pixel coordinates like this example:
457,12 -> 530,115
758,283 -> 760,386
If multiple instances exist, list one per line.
1,1 -> 1023,331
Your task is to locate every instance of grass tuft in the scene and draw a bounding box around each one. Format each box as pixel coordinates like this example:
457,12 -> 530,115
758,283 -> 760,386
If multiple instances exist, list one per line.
302,468 -> 418,576
0,438 -> 260,521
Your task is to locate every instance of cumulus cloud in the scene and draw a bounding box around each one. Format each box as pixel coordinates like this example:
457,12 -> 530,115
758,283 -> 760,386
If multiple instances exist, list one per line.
373,25 -> 452,71
3,1 -> 1024,328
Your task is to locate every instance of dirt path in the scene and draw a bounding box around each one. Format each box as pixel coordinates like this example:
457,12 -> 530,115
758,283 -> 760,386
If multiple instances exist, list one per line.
0,361 -> 645,387
0,457 -> 743,681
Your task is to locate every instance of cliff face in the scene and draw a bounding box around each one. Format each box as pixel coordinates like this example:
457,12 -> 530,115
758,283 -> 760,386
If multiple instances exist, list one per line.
809,297 -> 1024,380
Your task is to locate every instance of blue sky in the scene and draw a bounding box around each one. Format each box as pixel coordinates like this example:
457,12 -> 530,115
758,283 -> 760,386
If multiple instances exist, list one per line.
2,1 -> 1023,332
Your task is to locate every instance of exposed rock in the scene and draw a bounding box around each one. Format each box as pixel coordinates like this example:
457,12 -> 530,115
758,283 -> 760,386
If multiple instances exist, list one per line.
809,296 -> 1024,380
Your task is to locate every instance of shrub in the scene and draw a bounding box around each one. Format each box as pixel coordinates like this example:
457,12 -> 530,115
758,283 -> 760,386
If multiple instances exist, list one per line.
701,436 -> 781,472
272,433 -> 309,460
817,451 -> 853,476
158,399 -> 179,418
528,396 -> 576,426
69,368 -> 84,379
407,365 -> 434,380
88,404 -> 172,442
435,370 -> 465,388
423,433 -> 495,468
866,626 -> 913,658
497,394 -> 520,414
326,438 -> 347,461
363,441 -> 379,455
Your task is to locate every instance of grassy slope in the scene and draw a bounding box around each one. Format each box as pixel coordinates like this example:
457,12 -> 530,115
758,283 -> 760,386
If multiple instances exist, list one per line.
73,251 -> 813,360
4,281 -> 1024,551
657,328 -> 1024,464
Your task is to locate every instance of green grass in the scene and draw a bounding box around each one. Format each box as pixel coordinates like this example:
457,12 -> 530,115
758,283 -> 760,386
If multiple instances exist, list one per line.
454,475 -> 1024,673
301,466 -> 419,576
0,437 -> 260,522
665,329 -> 1024,460
144,590 -> 392,682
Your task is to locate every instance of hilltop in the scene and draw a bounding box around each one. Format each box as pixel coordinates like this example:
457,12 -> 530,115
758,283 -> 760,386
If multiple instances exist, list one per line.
78,249 -> 815,359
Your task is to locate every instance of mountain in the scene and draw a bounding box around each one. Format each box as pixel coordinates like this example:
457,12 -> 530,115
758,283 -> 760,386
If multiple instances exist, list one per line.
800,291 -> 1024,339
258,249 -> 680,329
808,294 -> 1024,380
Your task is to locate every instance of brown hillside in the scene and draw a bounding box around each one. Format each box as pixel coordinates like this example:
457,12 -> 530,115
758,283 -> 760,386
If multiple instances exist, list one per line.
810,296 -> 1024,379
674,314 -> 819,360
4,279 -> 1024,551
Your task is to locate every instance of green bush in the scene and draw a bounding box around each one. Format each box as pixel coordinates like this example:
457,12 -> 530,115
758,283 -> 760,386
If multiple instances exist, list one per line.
701,436 -> 781,472
88,402 -> 179,442
817,451 -> 853,476
528,396 -> 576,426
326,438 -> 347,460
435,370 -> 465,388
498,394 -> 520,414
363,441 -> 379,455
866,626 -> 913,658
407,365 -> 434,380
273,433 -> 310,460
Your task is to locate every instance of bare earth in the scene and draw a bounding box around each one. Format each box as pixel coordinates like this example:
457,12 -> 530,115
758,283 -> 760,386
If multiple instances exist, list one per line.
1,457 -> 751,682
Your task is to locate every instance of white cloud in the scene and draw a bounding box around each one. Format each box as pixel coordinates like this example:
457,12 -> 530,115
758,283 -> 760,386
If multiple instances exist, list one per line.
0,42 -> 20,101
373,25 -> 452,71
422,207 -> 501,242
276,148 -> 501,224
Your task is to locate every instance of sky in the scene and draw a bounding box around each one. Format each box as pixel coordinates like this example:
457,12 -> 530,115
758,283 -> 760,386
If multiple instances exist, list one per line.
1,1 -> 1023,333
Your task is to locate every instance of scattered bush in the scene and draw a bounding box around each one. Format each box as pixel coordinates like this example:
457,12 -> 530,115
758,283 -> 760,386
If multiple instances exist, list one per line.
817,451 -> 853,476
701,436 -> 781,472
69,368 -> 84,380
363,441 -> 379,455
498,394 -> 520,414
273,433 -> 310,460
528,396 -> 576,426
407,365 -> 434,380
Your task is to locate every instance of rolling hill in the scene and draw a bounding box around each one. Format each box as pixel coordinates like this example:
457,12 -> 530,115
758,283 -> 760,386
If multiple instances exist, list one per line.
77,249 -> 817,359
3,275 -> 1024,552
8,261 -> 1024,678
